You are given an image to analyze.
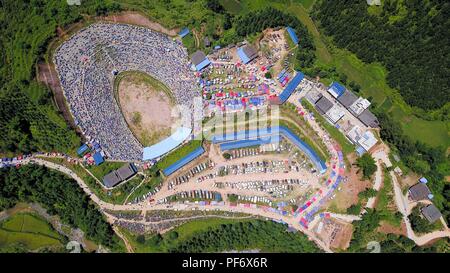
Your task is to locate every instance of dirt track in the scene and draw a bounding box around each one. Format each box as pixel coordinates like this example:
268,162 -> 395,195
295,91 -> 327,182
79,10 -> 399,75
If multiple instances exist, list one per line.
37,62 -> 80,133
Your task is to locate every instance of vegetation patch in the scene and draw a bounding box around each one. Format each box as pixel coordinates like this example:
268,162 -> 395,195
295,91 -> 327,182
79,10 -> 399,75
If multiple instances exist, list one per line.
0,212 -> 65,252
122,219 -> 321,253
156,140 -> 203,171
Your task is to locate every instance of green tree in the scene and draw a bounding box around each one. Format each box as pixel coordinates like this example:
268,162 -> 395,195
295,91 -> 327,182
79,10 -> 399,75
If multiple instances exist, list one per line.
355,153 -> 377,179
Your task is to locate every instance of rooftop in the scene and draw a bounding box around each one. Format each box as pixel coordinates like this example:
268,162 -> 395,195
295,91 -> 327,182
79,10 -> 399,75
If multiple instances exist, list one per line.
409,183 -> 431,201
315,96 -> 333,115
357,109 -> 379,128
191,50 -> 207,66
102,163 -> 137,188
421,204 -> 442,223
337,90 -> 358,109
237,45 -> 258,64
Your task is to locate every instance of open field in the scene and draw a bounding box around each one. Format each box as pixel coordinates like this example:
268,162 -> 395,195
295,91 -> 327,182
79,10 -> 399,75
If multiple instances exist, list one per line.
0,212 -> 64,252
116,72 -> 175,147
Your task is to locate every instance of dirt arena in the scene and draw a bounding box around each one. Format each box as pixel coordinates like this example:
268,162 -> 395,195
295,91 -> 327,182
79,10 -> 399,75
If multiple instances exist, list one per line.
118,73 -> 176,146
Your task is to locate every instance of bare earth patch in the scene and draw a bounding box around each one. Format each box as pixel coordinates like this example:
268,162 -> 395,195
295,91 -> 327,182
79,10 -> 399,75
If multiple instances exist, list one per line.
100,12 -> 178,36
377,220 -> 407,237
325,158 -> 372,213
118,74 -> 175,146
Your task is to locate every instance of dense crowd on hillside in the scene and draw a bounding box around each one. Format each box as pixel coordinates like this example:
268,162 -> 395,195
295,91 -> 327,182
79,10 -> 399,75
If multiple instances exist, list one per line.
54,23 -> 199,161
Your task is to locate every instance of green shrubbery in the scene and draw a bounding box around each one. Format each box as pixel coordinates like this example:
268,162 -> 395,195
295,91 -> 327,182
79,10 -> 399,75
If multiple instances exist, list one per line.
0,165 -> 117,248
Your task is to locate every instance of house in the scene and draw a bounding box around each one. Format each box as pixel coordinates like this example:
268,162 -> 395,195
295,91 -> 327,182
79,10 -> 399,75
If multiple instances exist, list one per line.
237,45 -> 258,64
357,109 -> 379,128
421,204 -> 442,223
408,183 -> 432,201
191,50 -> 211,71
103,163 -> 138,188
315,96 -> 333,115
337,90 -> 358,109
204,37 -> 211,47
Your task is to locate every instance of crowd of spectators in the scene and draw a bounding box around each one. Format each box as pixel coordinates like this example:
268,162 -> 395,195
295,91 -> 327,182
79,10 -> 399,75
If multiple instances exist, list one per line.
54,23 -> 199,161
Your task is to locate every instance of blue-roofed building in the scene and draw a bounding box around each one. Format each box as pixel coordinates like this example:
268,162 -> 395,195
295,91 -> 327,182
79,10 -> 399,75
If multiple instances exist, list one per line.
237,45 -> 258,64
178,27 -> 190,38
212,126 -> 327,174
163,146 -> 205,176
219,135 -> 280,151
191,51 -> 211,71
77,144 -> 89,156
278,71 -> 305,103
328,82 -> 346,98
93,152 -> 104,165
356,146 -> 366,157
286,27 -> 299,45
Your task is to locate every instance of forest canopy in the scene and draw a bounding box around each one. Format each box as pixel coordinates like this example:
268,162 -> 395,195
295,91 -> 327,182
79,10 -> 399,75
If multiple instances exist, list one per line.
312,0 -> 450,110
0,164 -> 116,247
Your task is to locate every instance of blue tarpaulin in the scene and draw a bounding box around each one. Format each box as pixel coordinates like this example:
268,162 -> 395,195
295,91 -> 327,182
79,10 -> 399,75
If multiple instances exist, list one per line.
179,27 -> 190,38
277,69 -> 286,80
163,146 -> 205,176
286,27 -> 299,45
143,127 -> 192,161
278,71 -> 304,103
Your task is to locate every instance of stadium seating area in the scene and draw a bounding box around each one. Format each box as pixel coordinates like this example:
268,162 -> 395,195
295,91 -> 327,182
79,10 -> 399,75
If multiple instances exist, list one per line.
54,23 -> 199,161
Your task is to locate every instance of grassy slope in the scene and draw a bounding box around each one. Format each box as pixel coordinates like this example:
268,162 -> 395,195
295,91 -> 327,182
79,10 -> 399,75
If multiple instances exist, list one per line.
280,1 -> 448,148
156,140 -> 203,171
0,213 -> 64,251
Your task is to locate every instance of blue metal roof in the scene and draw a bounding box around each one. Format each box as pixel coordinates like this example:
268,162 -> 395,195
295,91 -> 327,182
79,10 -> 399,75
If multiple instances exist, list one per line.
219,135 -> 280,151
356,146 -> 366,156
237,47 -> 251,64
163,146 -> 205,176
179,27 -> 190,38
77,144 -> 89,156
279,126 -> 327,174
212,126 -> 327,174
279,71 -> 304,103
93,152 -> 104,165
195,58 -> 211,71
328,82 -> 346,98
286,27 -> 299,45
212,127 -> 277,143
143,127 -> 192,161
